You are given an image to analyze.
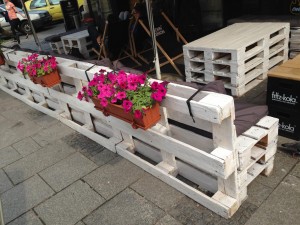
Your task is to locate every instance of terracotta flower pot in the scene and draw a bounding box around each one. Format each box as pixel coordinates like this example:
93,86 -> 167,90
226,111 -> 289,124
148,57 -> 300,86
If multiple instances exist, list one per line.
91,97 -> 161,130
30,70 -> 61,87
0,55 -> 5,65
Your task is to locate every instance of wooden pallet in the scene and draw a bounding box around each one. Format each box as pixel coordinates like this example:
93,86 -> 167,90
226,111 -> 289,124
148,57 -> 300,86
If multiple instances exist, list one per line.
61,30 -> 93,56
50,41 -> 64,54
0,50 -> 279,219
183,23 -> 290,96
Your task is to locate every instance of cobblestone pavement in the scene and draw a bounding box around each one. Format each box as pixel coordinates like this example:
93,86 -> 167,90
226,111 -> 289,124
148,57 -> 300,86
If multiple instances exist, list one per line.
0,88 -> 299,225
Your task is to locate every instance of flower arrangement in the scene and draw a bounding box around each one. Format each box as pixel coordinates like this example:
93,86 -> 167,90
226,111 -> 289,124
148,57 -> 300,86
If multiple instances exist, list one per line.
17,53 -> 57,78
77,69 -> 168,119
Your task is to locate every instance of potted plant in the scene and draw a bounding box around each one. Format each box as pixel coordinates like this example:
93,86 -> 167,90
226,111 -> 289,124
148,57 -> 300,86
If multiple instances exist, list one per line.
77,69 -> 168,130
0,40 -> 5,66
17,53 -> 61,87
0,52 -> 5,66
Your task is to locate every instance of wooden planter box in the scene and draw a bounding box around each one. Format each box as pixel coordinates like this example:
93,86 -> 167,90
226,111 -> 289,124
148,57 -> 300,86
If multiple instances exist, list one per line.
30,70 -> 61,87
91,97 -> 161,130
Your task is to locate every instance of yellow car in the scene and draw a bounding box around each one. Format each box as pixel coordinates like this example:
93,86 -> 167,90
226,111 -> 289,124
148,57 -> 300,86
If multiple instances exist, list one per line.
25,0 -> 84,21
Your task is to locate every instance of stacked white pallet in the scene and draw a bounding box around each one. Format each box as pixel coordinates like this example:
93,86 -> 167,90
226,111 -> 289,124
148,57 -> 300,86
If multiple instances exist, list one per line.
184,23 -> 290,96
49,41 -> 64,54
289,27 -> 300,58
61,30 -> 96,59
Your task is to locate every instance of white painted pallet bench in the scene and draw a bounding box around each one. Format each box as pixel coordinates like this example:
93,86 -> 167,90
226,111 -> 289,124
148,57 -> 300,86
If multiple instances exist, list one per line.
0,50 -> 279,218
184,23 -> 289,96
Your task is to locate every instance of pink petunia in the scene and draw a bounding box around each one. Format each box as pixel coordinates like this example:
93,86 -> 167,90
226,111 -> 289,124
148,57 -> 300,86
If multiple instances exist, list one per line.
151,92 -> 163,102
122,100 -> 133,113
108,73 -> 117,83
128,82 -> 137,91
116,91 -> 126,100
111,97 -> 118,103
87,89 -> 93,97
77,91 -> 84,100
151,81 -> 159,90
157,84 -> 167,96
138,74 -> 146,84
100,98 -> 108,107
134,110 -> 142,119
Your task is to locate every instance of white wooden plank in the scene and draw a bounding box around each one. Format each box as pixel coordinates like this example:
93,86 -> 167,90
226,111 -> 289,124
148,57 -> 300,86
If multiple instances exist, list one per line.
116,142 -> 236,218
109,117 -> 234,178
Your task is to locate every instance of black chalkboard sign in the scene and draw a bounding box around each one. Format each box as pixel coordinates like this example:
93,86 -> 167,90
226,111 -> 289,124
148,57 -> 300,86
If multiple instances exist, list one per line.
290,0 -> 300,15
60,0 -> 80,31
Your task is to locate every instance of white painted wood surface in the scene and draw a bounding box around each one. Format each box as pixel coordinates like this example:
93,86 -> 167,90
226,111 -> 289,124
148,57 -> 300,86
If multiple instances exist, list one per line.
0,50 -> 279,219
183,23 -> 289,96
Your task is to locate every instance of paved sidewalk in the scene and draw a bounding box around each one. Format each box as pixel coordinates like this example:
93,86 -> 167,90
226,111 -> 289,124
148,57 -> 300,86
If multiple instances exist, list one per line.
0,89 -> 299,225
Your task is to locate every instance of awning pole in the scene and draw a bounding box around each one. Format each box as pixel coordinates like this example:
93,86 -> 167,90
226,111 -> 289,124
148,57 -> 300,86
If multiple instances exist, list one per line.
20,0 -> 42,52
145,0 -> 161,79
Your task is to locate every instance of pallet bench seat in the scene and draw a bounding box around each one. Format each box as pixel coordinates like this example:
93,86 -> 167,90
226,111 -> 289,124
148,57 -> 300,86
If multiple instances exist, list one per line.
0,50 -> 278,218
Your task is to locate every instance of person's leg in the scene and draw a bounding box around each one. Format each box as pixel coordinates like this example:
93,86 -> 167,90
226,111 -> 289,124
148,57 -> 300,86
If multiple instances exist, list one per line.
15,19 -> 28,39
9,19 -> 20,43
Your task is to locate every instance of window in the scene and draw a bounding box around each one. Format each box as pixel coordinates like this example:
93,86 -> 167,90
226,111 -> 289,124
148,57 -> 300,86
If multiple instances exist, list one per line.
49,0 -> 60,5
30,0 -> 47,9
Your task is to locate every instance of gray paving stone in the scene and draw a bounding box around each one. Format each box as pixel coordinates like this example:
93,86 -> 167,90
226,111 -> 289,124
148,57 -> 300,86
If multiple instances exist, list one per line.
0,114 -> 6,123
39,152 -> 97,192
84,157 -> 144,199
1,175 -> 54,224
247,181 -> 273,207
35,180 -> 105,225
168,196 -> 257,225
0,119 -> 42,149
255,151 -> 298,188
291,162 -> 300,178
24,109 -> 58,128
31,123 -> 75,146
75,222 -> 85,225
89,149 -> 117,167
245,175 -> 300,225
61,133 -> 105,158
7,211 -> 43,225
0,169 -> 13,194
0,146 -> 21,169
83,188 -> 165,225
4,141 -> 76,184
155,215 -> 182,225
131,174 -> 185,210
12,137 -> 41,156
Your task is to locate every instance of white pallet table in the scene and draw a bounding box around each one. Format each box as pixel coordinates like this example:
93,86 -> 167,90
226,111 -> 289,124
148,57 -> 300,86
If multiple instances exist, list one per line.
183,23 -> 289,62
184,23 -> 289,94
61,30 -> 92,55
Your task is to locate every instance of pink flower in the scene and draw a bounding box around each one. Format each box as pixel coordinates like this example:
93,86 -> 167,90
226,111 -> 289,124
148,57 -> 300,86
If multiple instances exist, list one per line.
87,89 -> 93,97
151,81 -> 159,90
122,100 -> 133,113
151,92 -> 163,102
138,74 -> 146,84
157,85 -> 167,96
89,80 -> 97,87
116,91 -> 126,100
111,97 -> 117,103
100,98 -> 108,107
101,85 -> 114,97
108,73 -> 117,83
134,110 -> 142,119
77,91 -> 84,100
128,82 -> 137,91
